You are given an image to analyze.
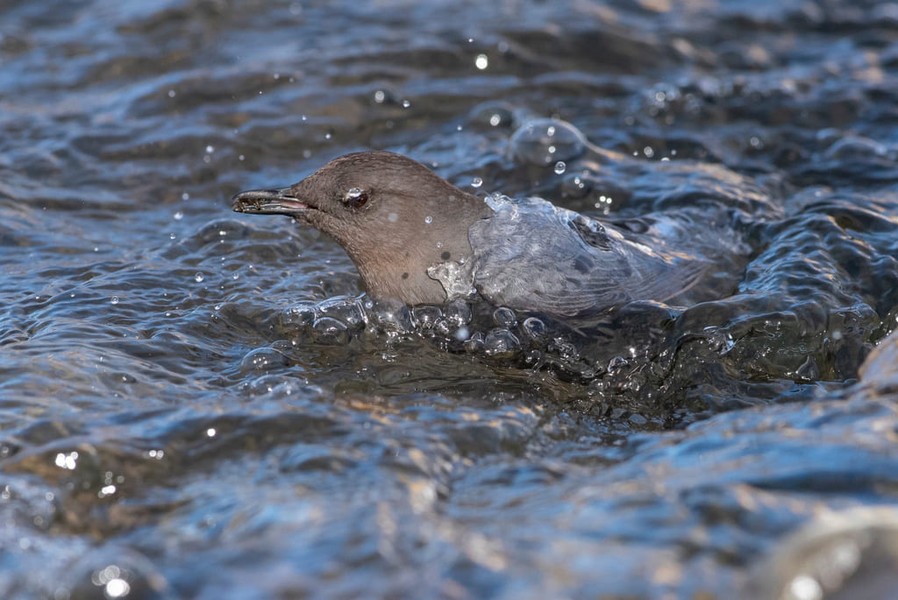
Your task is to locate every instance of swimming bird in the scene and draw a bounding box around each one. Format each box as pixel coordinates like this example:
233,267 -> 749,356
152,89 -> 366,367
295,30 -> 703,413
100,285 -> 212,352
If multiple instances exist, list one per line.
232,151 -> 746,318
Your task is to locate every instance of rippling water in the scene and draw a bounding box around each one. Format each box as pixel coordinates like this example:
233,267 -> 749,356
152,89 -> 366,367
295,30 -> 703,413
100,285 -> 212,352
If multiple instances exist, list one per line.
2,1 -> 898,598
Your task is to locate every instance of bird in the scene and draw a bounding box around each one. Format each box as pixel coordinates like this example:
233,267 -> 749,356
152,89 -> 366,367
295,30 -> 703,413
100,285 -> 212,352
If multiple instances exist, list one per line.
232,150 -> 747,319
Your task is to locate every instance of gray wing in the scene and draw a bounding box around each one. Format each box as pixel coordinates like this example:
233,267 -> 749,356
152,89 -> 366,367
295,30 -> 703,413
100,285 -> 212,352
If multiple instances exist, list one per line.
468,198 -> 713,318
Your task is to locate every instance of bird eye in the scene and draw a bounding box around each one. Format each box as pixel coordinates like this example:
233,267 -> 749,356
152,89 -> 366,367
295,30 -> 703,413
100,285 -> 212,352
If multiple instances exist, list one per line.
343,187 -> 369,209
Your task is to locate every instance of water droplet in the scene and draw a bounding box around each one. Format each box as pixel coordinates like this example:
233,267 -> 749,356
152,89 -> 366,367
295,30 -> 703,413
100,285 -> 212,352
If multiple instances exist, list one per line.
206,428 -> 216,437
471,177 -> 483,188
475,54 -> 489,70
388,212 -> 399,223
194,272 -> 205,283
374,90 -> 386,103
205,145 -> 215,154
273,72 -> 280,80
238,154 -> 245,161
401,99 -> 411,108
324,132 -> 332,140
554,161 -> 566,174
181,192 -> 190,200
424,215 -> 433,224
643,146 -> 655,158
167,89 -> 176,98
110,296 -> 120,305
173,211 -> 184,220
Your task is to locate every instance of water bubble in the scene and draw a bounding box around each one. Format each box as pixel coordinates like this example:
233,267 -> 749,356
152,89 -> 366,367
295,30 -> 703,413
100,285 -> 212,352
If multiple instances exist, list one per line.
522,317 -> 547,340
464,330 -> 485,353
643,146 -> 655,158
509,118 -> 587,166
471,177 -> 483,188
194,272 -> 205,283
554,161 -> 566,174
424,215 -> 433,224
475,54 -> 489,70
173,211 -> 183,220
484,328 -> 521,356
240,347 -> 292,374
493,307 -> 518,328
413,306 -> 443,330
110,296 -> 120,305
444,299 -> 473,328
181,192 -> 190,200
369,298 -> 414,334
374,90 -> 386,103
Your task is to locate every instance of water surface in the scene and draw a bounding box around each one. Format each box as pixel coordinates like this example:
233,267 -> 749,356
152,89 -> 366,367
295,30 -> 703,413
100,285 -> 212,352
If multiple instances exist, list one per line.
2,0 -> 898,598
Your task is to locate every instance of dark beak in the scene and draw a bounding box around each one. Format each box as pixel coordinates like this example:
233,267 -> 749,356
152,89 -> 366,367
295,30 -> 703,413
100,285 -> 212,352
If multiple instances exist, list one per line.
231,188 -> 310,216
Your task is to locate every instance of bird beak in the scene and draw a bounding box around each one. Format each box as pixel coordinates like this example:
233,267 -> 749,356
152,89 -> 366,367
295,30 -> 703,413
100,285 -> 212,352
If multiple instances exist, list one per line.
231,188 -> 310,216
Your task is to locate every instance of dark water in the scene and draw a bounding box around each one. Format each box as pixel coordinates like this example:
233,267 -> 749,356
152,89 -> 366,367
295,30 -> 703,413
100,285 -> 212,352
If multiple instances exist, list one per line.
2,0 -> 898,598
